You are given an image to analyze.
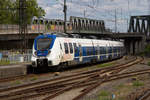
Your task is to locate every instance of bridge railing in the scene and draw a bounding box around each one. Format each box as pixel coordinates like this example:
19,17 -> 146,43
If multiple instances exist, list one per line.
0,21 -> 107,34
0,24 -> 47,34
0,25 -> 19,34
0,24 -> 73,34
0,17 -> 108,34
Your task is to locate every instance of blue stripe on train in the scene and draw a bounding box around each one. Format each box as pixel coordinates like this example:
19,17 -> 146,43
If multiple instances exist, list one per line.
100,55 -> 107,61
82,56 -> 97,63
114,53 -> 117,57
74,55 -> 108,64
74,57 -> 80,62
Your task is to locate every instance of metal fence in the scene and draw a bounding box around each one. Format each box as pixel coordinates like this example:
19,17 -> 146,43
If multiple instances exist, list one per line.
0,50 -> 32,64
8,54 -> 32,63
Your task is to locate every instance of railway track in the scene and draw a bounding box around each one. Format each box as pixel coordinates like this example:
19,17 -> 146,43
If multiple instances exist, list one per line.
0,56 -> 143,100
138,90 -> 150,100
127,88 -> 150,100
0,56 -> 132,83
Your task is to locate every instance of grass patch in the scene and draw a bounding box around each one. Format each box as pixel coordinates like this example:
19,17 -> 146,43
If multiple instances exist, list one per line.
97,62 -> 115,68
99,91 -> 111,96
15,80 -> 21,85
148,61 -> 150,66
0,60 -> 10,65
98,97 -> 112,100
30,77 -> 38,81
113,83 -> 134,100
132,80 -> 144,87
124,56 -> 128,60
98,91 -> 112,100
116,83 -> 125,90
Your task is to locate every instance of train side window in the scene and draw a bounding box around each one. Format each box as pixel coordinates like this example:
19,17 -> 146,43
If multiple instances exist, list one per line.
100,47 -> 102,54
86,47 -> 88,55
69,43 -> 73,54
60,43 -> 62,50
91,47 -> 93,55
102,47 -> 105,54
108,47 -> 112,53
95,47 -> 97,55
121,47 -> 123,51
64,43 -> 69,54
94,46 -> 98,55
118,47 -> 120,52
97,46 -> 99,54
116,47 -> 118,52
73,43 -> 78,53
100,47 -> 104,54
108,47 -> 110,53
79,44 -> 82,56
104,47 -> 106,54
116,47 -> 118,53
87,47 -> 90,55
113,47 -> 115,53
115,47 -> 117,53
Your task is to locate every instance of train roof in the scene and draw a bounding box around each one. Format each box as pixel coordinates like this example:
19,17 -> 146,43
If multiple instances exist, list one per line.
36,33 -> 123,43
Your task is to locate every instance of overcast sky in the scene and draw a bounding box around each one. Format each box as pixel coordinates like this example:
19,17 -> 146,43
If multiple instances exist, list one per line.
37,0 -> 150,32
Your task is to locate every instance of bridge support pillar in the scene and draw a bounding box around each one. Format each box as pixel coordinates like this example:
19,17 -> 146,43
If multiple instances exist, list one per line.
124,39 -> 130,55
135,41 -> 139,54
123,37 -> 146,55
138,40 -> 144,53
137,41 -> 140,53
129,41 -> 134,55
142,36 -> 146,52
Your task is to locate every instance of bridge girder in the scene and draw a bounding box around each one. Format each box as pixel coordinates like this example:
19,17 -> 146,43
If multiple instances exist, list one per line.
128,15 -> 150,37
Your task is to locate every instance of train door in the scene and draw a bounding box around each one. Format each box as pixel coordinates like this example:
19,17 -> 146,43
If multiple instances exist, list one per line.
106,44 -> 108,59
108,43 -> 112,60
79,44 -> 83,62
59,41 -> 64,62
97,45 -> 100,60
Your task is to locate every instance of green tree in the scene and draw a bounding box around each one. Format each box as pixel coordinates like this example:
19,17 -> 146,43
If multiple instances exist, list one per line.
0,0 -> 45,24
0,0 -> 14,24
13,0 -> 45,24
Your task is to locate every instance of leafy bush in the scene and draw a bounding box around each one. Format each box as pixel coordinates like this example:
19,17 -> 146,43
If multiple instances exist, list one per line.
144,44 -> 150,57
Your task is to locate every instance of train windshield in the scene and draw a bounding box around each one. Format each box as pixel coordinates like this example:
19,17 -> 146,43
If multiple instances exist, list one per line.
37,38 -> 52,50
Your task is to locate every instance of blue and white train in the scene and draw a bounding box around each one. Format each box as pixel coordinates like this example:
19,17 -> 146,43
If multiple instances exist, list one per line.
31,34 -> 124,69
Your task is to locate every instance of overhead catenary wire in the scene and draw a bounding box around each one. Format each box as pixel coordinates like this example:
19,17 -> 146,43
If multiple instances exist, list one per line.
36,0 -> 149,32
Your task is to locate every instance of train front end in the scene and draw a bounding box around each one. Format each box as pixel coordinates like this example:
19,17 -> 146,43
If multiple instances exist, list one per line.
31,34 -> 56,68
